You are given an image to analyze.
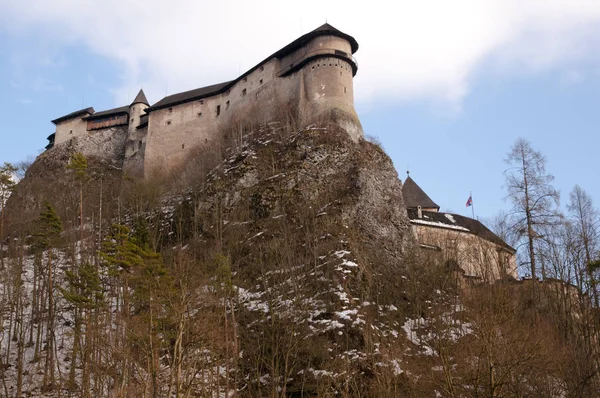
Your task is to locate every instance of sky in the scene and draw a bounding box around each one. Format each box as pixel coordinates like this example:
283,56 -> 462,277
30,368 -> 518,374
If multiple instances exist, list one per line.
1,0 -> 599,223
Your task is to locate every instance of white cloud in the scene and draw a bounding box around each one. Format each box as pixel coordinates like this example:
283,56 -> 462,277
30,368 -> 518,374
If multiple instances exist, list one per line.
2,0 -> 600,107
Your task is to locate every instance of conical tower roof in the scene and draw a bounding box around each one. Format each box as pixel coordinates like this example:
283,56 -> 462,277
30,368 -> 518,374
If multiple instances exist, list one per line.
131,89 -> 149,106
402,175 -> 440,211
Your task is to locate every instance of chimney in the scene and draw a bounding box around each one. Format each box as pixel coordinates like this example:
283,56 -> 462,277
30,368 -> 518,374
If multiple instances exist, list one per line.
417,206 -> 422,219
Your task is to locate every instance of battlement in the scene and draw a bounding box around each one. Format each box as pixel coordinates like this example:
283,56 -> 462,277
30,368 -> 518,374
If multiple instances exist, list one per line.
46,23 -> 363,178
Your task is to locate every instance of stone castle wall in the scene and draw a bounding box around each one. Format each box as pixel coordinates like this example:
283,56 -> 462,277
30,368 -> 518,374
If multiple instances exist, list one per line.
140,34 -> 361,178
47,28 -> 363,179
55,117 -> 89,146
413,224 -> 518,281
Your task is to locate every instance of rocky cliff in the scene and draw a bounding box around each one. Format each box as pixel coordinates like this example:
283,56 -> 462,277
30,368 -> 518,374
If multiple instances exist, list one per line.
2,122 -> 596,397
1,122 -> 428,396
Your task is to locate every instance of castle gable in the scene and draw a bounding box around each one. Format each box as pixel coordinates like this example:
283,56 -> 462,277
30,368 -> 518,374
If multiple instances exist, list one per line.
51,107 -> 95,125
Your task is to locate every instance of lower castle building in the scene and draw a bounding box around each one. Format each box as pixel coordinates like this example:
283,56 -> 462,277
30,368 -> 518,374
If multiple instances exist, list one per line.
402,174 -> 517,282
46,23 -> 363,178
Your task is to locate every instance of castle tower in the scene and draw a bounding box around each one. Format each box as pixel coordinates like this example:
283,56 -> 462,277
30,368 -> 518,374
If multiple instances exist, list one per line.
273,23 -> 363,140
129,89 -> 149,135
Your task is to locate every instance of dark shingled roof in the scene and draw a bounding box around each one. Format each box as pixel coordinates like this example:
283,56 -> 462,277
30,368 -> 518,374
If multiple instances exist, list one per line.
148,81 -> 233,111
402,176 -> 440,210
84,106 -> 129,120
131,89 -> 149,106
407,209 -> 516,253
273,23 -> 358,58
146,23 -> 358,112
51,107 -> 95,125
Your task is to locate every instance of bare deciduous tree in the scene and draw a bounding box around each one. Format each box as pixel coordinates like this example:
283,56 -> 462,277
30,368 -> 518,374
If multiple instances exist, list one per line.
568,185 -> 600,307
504,138 -> 560,283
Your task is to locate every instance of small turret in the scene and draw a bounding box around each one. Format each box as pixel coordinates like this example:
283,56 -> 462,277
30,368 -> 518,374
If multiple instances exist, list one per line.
128,89 -> 149,135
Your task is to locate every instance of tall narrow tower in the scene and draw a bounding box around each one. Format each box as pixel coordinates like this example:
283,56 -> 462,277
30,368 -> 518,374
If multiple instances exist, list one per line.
129,89 -> 149,135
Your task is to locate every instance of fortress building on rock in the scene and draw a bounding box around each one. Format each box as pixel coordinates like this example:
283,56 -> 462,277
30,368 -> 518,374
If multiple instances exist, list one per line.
402,174 -> 518,281
45,23 -> 362,178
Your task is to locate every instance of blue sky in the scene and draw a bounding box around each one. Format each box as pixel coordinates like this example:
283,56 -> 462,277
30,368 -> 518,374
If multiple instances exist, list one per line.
1,0 -> 599,223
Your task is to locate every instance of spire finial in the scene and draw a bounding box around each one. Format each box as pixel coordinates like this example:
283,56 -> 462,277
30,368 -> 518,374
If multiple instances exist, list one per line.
406,169 -> 410,176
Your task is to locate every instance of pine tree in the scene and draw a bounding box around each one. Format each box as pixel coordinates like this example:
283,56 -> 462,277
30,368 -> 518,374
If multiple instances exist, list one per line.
31,202 -> 62,391
99,224 -> 173,396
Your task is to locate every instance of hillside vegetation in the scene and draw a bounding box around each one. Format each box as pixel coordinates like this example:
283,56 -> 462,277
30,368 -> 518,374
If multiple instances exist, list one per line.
0,122 -> 599,397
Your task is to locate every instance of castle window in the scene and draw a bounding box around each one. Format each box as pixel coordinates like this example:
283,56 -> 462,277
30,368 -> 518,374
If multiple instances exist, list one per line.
182,144 -> 185,149
242,88 -> 247,97
243,77 -> 247,82
69,130 -> 73,134
259,66 -> 264,72
198,112 -> 203,117
216,105 -> 221,116
259,79 -> 263,85
344,87 -> 347,93
226,100 -> 230,110
312,65 -> 315,70
168,107 -> 173,113
166,120 -> 172,125
131,118 -> 134,122
199,100 -> 204,105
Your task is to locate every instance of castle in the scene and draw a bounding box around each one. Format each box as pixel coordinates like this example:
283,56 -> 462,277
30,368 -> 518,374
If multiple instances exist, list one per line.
46,23 -> 363,178
402,174 -> 517,281
44,23 -> 517,281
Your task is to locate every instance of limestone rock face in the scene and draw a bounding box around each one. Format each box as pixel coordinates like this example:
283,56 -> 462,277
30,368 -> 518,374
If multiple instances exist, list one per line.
158,126 -> 415,394
3,129 -> 125,232
3,125 -> 417,396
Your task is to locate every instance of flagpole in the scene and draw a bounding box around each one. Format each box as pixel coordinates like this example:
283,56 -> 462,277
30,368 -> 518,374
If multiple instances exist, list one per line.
470,191 -> 475,219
